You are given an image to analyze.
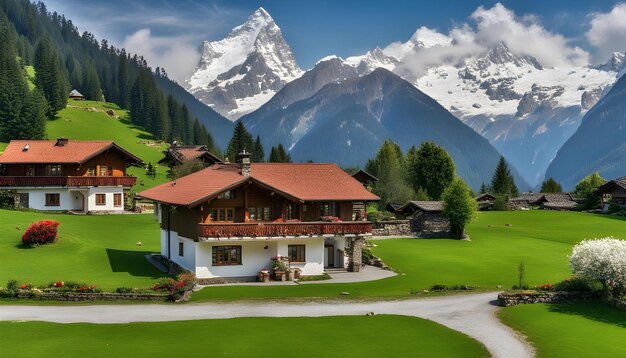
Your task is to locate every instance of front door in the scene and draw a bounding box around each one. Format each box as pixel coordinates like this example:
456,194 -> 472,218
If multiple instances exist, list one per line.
324,245 -> 334,268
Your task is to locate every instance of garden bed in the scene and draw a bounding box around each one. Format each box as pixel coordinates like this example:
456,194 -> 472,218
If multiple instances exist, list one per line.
15,290 -> 169,302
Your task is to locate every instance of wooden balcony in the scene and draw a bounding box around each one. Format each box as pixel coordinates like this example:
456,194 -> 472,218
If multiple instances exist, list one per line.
0,176 -> 137,187
198,221 -> 373,239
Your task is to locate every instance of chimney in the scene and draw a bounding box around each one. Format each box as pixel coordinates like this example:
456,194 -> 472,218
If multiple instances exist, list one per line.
55,137 -> 69,147
238,149 -> 252,177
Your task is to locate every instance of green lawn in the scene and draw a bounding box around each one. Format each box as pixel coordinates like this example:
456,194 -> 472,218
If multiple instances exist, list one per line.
499,302 -> 626,357
192,211 -> 626,301
0,315 -> 488,357
48,100 -> 169,189
0,209 -> 164,290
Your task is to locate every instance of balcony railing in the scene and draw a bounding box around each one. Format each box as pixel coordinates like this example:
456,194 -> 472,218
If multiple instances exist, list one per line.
0,176 -> 137,187
198,221 -> 373,238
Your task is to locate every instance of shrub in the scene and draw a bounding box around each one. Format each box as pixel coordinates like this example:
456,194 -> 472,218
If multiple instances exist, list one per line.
151,273 -> 196,295
442,178 -> 478,239
297,273 -> 331,281
116,287 -> 134,293
569,238 -> 626,298
553,276 -> 599,292
493,195 -> 510,211
151,277 -> 177,292
6,280 -> 18,293
21,220 -> 60,246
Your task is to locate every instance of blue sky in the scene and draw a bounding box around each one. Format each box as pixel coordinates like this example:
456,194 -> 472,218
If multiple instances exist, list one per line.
41,0 -> 626,81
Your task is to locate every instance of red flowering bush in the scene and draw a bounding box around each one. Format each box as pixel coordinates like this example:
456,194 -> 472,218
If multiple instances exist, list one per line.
151,273 -> 196,295
21,220 -> 60,247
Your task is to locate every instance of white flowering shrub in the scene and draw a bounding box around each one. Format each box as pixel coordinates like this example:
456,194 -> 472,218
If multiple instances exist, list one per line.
569,238 -> 626,298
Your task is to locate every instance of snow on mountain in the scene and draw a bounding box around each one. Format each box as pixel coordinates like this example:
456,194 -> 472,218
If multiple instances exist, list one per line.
185,8 -> 302,120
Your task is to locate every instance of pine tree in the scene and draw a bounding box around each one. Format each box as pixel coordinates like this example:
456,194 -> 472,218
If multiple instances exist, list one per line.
117,50 -> 129,108
34,35 -> 68,118
0,12 -> 28,141
268,144 -> 291,163
82,60 -> 102,101
540,177 -> 563,193
226,121 -> 254,162
252,136 -> 265,162
18,88 -> 48,139
404,142 -> 455,200
365,140 -> 414,207
490,156 -> 519,197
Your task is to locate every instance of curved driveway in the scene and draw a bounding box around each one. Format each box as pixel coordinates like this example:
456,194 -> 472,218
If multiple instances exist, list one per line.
0,292 -> 533,358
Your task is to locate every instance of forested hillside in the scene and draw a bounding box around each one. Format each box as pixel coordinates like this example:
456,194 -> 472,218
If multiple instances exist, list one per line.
0,0 -> 225,151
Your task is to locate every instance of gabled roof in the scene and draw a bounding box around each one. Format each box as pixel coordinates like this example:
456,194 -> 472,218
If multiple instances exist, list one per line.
158,145 -> 223,165
69,89 -> 83,97
398,201 -> 444,213
475,193 -> 496,201
596,176 -> 626,194
0,140 -> 143,165
510,192 -> 576,206
385,203 -> 402,213
351,169 -> 379,184
138,163 -> 380,207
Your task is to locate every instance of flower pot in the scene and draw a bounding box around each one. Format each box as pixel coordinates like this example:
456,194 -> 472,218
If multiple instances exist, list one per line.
273,271 -> 286,281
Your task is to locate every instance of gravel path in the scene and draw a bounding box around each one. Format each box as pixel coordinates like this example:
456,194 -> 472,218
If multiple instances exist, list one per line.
0,292 -> 533,358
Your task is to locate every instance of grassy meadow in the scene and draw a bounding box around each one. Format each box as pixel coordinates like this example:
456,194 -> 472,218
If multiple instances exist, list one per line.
500,302 -> 626,357
0,209 -> 163,291
0,315 -> 488,357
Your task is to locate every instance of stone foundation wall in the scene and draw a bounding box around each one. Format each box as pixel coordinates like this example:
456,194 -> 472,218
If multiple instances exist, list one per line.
346,236 -> 364,272
411,213 -> 450,237
497,291 -> 598,307
372,220 -> 411,236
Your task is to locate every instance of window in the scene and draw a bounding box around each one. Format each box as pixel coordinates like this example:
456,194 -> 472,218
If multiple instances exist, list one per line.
87,167 -> 96,176
95,193 -> 106,206
320,202 -> 337,217
113,193 -> 122,207
212,246 -> 242,265
25,166 -> 34,176
49,165 -> 62,176
288,245 -> 306,262
45,193 -> 60,207
248,207 -> 271,221
178,241 -> 184,257
210,208 -> 234,222
217,190 -> 235,199
99,166 -> 108,176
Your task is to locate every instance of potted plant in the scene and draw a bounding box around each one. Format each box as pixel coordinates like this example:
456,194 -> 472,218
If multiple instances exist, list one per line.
271,256 -> 291,281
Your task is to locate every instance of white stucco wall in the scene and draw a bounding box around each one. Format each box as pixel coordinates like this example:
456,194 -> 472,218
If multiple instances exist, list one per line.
17,188 -> 82,211
193,238 -> 325,279
85,187 -> 125,212
276,238 -> 324,276
159,229 -> 196,272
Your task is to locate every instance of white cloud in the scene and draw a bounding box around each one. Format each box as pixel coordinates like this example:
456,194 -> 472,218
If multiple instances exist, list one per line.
386,3 -> 590,79
586,3 -> 626,62
123,28 -> 200,83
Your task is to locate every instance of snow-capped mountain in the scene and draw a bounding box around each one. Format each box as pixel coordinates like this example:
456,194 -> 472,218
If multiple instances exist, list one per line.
185,8 -> 302,120
242,68 -> 528,190
333,33 -> 618,186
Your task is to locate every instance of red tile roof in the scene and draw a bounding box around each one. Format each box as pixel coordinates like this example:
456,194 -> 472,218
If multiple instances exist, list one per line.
138,163 -> 379,206
176,146 -> 209,161
0,140 -> 143,164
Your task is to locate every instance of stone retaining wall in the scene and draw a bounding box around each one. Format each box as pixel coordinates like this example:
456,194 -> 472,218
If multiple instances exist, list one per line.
411,213 -> 450,238
16,291 -> 169,302
497,291 -> 598,307
372,220 -> 411,236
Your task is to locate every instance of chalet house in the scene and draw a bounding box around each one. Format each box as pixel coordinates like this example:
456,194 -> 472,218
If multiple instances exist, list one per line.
69,89 -> 84,100
158,144 -> 223,168
475,193 -> 496,211
0,139 -> 143,212
596,177 -> 626,208
138,152 -> 379,282
509,193 -> 578,211
396,201 -> 450,237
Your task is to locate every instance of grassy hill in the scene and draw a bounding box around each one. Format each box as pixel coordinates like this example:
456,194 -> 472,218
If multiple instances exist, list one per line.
0,100 -> 170,190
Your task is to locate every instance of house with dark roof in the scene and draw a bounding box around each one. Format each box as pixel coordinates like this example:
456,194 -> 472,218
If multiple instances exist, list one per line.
0,138 -> 143,212
157,144 -> 223,167
595,176 -> 626,207
138,151 -> 379,282
509,193 -> 578,210
351,169 -> 379,186
395,201 -> 450,237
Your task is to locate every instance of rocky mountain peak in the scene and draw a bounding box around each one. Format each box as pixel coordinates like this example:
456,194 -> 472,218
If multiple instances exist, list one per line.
185,8 -> 302,120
